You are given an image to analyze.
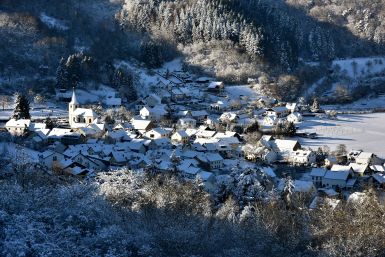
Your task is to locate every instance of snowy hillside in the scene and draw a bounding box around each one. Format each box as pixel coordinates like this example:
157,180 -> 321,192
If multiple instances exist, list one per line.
332,57 -> 385,79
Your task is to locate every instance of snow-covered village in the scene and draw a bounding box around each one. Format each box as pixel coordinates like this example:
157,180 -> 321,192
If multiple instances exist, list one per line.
3,59 -> 385,210
2,1 -> 385,256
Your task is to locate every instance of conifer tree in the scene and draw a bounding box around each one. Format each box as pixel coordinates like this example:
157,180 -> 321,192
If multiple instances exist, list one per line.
13,94 -> 30,120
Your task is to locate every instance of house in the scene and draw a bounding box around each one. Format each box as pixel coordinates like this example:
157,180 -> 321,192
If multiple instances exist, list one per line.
69,89 -> 98,128
325,156 -> 338,167
71,153 -> 107,171
144,128 -> 172,139
355,152 -> 381,165
207,81 -> 224,93
265,107 -> 290,117
269,139 -> 301,159
39,150 -> 66,170
191,111 -> 208,123
287,112 -> 303,123
196,153 -> 223,170
322,165 -> 354,189
140,105 -> 168,121
5,119 -> 31,136
171,88 -> 186,102
219,112 -> 238,124
131,119 -> 153,132
310,168 -> 327,187
177,118 -> 197,129
263,115 -> 278,126
48,128 -> 83,145
322,170 -> 350,189
289,150 -> 316,165
348,163 -> 370,177
285,103 -> 298,113
195,129 -> 216,139
171,130 -> 190,144
210,100 -> 230,113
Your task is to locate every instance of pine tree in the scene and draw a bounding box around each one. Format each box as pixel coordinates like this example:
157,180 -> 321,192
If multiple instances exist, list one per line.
56,57 -> 69,88
311,98 -> 320,113
13,94 -> 30,120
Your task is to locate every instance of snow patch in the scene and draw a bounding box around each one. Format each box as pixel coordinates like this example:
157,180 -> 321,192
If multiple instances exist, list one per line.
39,13 -> 69,31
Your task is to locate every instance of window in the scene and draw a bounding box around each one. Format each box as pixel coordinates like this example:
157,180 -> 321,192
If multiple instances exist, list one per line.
89,119 -> 92,123
53,156 -> 57,161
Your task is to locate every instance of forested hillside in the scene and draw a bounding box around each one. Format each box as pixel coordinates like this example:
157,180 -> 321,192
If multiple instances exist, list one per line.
1,0 -> 385,93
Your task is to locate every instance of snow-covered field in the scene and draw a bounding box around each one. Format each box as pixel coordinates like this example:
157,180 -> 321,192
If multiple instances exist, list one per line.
297,113 -> 385,157
332,57 -> 385,79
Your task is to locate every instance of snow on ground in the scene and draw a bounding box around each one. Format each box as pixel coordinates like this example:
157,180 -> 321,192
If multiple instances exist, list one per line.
0,142 -> 40,163
323,95 -> 385,111
75,85 -> 118,104
297,113 -> 385,157
39,13 -> 69,31
158,58 -> 184,73
115,60 -> 161,97
225,85 -> 260,101
332,57 -> 385,79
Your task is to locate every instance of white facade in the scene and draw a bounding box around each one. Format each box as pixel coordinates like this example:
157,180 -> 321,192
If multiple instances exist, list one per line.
69,89 -> 97,128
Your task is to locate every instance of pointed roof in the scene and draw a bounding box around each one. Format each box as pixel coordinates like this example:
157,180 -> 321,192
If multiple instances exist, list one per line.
70,88 -> 79,104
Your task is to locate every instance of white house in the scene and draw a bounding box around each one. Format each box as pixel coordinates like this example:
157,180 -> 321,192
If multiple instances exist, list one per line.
144,127 -> 172,140
355,152 -> 381,165
322,170 -> 351,189
171,130 -> 190,144
322,165 -> 354,188
5,119 -> 31,136
263,115 -> 278,126
289,150 -> 316,165
269,139 -> 301,159
207,81 -> 224,93
177,118 -> 197,129
69,89 -> 98,128
39,150 -> 66,170
287,112 -> 303,123
140,105 -> 168,121
310,168 -> 327,187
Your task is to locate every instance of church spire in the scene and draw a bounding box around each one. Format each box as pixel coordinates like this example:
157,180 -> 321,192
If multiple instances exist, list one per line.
70,87 -> 79,105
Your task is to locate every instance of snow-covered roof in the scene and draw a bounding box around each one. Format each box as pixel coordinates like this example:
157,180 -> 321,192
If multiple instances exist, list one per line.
357,152 -> 374,159
208,81 -> 224,89
372,173 -> 385,184
73,108 -> 97,117
131,119 -> 152,130
324,170 -> 349,181
5,119 -> 31,128
310,168 -> 327,177
271,139 -> 300,152
197,171 -> 214,181
206,153 -> 223,162
330,164 -> 352,173
70,88 -> 79,104
348,163 -> 368,174
173,130 -> 189,138
48,128 -> 73,138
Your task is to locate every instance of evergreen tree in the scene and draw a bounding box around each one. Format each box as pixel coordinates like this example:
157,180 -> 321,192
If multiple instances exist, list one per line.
311,98 -> 321,113
140,40 -> 164,68
285,122 -> 297,137
45,117 -> 56,130
13,94 -> 30,120
56,57 -> 69,88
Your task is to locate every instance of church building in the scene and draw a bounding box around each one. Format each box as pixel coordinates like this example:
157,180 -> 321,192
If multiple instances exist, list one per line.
69,89 -> 98,128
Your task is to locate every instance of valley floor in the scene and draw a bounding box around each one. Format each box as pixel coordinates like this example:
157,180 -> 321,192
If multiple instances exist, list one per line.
298,113 -> 385,157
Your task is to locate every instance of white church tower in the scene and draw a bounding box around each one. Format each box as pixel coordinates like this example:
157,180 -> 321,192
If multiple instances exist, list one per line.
69,88 -> 79,127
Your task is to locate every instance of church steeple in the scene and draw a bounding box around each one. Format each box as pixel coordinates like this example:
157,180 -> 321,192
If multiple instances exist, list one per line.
69,88 -> 79,127
70,87 -> 79,105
